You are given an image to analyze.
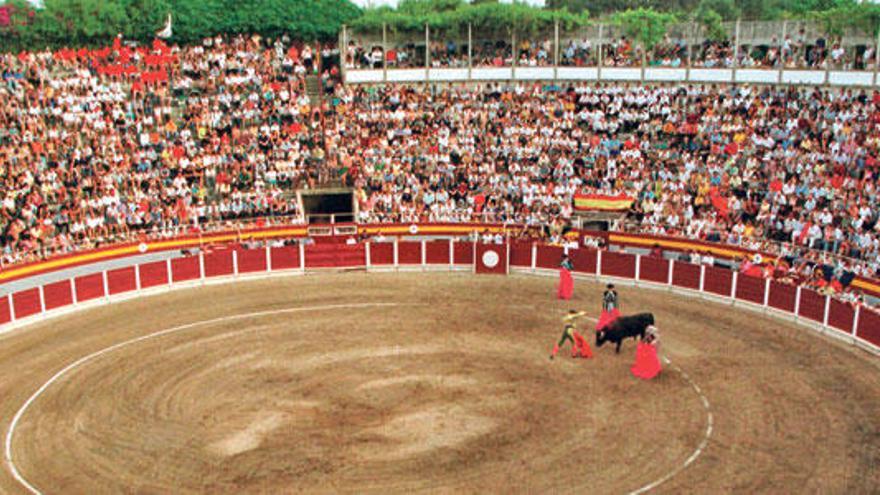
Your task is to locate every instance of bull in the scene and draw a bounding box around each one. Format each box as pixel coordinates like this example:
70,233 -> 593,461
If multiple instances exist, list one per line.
596,313 -> 655,353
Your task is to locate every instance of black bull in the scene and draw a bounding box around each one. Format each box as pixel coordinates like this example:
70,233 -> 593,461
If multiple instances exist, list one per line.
596,313 -> 655,353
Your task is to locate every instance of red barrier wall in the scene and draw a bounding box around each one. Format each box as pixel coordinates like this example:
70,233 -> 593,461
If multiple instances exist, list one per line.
139,261 -> 169,288
672,262 -> 700,290
107,267 -> 137,295
735,274 -> 765,305
425,241 -> 451,265
571,249 -> 598,274
0,295 -> 10,324
12,288 -> 41,319
703,267 -> 732,296
509,242 -> 532,268
204,250 -> 233,277
536,245 -> 564,270
827,299 -> 855,334
858,309 -> 880,347
768,281 -> 797,313
601,252 -> 636,279
43,280 -> 73,310
798,288 -> 825,322
171,256 -> 201,283
237,248 -> 268,273
0,237 -> 877,356
370,242 -> 395,265
398,241 -> 422,265
453,242 -> 474,265
638,256 -> 667,283
270,246 -> 300,270
75,273 -> 105,302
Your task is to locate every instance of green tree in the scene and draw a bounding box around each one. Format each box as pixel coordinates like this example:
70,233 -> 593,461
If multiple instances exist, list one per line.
612,8 -> 677,51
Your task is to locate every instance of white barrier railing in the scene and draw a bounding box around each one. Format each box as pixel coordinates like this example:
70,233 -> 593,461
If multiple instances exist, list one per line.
346,67 -> 880,87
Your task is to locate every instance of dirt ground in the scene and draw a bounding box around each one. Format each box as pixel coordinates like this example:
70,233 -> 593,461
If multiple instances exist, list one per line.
0,272 -> 878,494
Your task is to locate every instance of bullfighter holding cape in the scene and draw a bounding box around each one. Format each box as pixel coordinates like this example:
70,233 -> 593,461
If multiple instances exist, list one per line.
557,254 -> 574,300
595,283 -> 621,331
631,326 -> 662,380
550,310 -> 592,360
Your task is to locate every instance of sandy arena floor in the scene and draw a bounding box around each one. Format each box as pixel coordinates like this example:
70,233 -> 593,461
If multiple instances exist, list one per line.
0,272 -> 878,494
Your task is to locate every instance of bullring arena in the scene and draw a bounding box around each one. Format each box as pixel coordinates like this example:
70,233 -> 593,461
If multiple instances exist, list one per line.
1,238 -> 879,494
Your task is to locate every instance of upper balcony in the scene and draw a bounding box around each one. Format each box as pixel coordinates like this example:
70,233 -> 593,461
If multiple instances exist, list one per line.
341,20 -> 880,87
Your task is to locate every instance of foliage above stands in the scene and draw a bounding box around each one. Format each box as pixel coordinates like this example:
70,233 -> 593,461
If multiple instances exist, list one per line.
350,0 -> 590,37
611,8 -> 677,51
0,0 -> 362,51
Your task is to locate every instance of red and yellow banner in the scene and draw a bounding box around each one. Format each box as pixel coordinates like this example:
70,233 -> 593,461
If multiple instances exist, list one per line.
573,194 -> 634,211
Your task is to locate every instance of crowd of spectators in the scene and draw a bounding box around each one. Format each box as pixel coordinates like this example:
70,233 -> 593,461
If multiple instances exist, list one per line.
2,35 -> 880,310
346,30 -> 877,70
1,34 -> 331,265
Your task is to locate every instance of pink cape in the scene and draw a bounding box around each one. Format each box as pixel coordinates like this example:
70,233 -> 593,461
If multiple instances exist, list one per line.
557,268 -> 574,300
631,342 -> 662,380
595,308 -> 621,331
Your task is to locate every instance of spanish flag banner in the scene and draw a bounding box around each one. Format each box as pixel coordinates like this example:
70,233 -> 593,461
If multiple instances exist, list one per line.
573,194 -> 634,211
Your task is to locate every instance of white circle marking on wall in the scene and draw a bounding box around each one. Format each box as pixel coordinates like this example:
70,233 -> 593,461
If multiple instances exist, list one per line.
482,250 -> 500,268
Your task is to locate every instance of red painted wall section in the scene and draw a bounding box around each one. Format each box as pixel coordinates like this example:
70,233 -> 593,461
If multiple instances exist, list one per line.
827,299 -> 855,333
425,241 -> 451,265
0,295 -> 10,324
536,245 -> 564,270
735,274 -> 765,305
139,261 -> 169,288
768,281 -> 797,312
703,267 -> 732,296
672,262 -> 700,290
75,273 -> 105,302
107,267 -> 137,295
638,256 -> 667,283
43,280 -> 73,310
857,309 -> 880,347
571,249 -> 597,274
12,288 -> 41,319
304,244 -> 338,268
369,242 -> 395,265
453,242 -> 474,265
269,246 -> 300,270
397,241 -> 422,265
204,250 -> 234,277
798,288 -> 825,322
508,242 -> 532,268
171,256 -> 201,282
601,252 -> 636,279
237,248 -> 268,273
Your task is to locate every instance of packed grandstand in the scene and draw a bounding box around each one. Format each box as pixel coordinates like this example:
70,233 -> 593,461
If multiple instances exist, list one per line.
1,26 -> 879,315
